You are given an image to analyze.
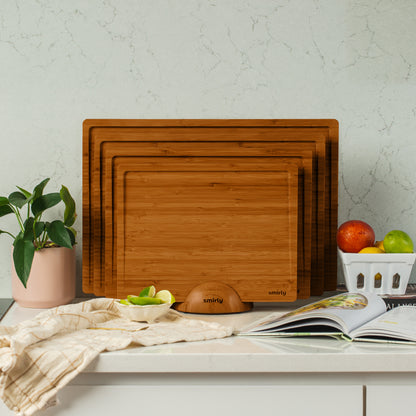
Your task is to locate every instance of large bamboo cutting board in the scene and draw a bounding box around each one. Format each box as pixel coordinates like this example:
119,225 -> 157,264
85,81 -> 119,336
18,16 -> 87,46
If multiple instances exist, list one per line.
82,119 -> 339,301
112,158 -> 300,302
100,143 -> 314,299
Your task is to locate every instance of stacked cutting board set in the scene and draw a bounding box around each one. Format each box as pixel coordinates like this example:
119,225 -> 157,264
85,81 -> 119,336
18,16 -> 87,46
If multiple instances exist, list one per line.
83,119 -> 339,313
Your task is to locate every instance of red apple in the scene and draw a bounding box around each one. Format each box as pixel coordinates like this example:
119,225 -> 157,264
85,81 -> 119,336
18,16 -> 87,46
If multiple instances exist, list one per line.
336,220 -> 375,253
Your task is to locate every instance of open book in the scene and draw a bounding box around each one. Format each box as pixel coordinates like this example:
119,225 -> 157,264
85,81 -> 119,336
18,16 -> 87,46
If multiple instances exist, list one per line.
238,292 -> 416,344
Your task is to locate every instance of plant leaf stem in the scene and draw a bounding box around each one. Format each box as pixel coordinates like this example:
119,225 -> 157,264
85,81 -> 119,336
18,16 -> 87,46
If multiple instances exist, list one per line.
10,205 -> 25,232
2,231 -> 15,239
40,232 -> 48,249
32,220 -> 41,249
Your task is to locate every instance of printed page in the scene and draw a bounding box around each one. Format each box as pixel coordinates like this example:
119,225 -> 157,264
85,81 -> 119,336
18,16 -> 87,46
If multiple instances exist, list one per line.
350,306 -> 416,342
239,292 -> 386,335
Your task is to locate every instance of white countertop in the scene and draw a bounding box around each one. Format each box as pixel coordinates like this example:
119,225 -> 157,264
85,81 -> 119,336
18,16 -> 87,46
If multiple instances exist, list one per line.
3,297 -> 416,375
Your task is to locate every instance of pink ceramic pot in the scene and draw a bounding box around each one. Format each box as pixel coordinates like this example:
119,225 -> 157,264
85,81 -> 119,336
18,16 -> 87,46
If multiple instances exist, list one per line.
12,246 -> 76,308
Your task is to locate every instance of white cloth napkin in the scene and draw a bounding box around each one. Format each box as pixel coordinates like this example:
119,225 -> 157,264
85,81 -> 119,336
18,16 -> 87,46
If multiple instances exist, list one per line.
0,298 -> 233,416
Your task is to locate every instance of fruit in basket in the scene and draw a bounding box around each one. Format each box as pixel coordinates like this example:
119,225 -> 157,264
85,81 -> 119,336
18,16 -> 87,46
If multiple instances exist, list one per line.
383,230 -> 414,253
336,220 -> 375,253
375,240 -> 385,251
358,246 -> 384,254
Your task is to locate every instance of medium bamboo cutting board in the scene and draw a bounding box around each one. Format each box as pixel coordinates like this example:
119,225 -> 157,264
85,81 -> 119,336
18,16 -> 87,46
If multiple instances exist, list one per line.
100,143 -> 314,299
89,130 -> 326,295
89,133 -> 324,294
112,158 -> 300,302
82,119 -> 338,302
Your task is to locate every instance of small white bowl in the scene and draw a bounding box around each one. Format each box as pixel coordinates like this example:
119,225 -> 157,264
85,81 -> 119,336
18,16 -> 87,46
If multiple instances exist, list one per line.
115,301 -> 172,323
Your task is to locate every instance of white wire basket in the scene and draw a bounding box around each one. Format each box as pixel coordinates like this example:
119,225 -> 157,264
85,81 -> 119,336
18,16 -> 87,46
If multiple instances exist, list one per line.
338,248 -> 416,295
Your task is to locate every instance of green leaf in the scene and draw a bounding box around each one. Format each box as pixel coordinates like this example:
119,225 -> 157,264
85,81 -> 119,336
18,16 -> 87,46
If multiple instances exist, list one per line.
13,237 -> 35,288
34,221 -> 45,238
0,205 -> 13,217
68,226 -> 77,239
31,193 -> 61,216
13,231 -> 23,245
60,185 -> 76,227
16,187 -> 32,199
46,220 -> 72,248
8,191 -> 28,208
23,217 -> 35,241
65,227 -> 76,246
0,197 -> 9,206
32,178 -> 50,202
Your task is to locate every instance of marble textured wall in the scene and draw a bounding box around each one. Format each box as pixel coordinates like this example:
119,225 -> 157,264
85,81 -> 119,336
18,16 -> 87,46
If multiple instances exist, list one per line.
1,1 -> 416,297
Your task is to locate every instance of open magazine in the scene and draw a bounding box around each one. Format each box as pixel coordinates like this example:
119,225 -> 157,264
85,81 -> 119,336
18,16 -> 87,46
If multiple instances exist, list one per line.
238,292 -> 416,344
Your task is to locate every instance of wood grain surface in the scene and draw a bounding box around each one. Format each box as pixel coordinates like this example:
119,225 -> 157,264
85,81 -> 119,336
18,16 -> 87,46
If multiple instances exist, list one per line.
113,158 -> 299,302
92,131 -> 325,295
100,142 -> 315,299
82,119 -> 338,302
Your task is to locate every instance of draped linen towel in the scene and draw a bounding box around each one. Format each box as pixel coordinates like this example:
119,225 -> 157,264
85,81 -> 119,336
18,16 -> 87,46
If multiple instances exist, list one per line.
0,298 -> 233,416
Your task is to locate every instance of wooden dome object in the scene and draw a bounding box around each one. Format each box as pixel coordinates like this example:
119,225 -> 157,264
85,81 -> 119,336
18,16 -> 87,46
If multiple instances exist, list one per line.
174,281 -> 253,314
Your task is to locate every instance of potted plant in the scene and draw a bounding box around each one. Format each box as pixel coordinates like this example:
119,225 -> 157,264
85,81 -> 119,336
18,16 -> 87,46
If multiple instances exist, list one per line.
0,178 -> 77,308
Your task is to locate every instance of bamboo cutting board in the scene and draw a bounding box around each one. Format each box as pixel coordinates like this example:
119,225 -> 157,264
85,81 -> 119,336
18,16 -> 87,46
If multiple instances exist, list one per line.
100,143 -> 315,299
83,123 -> 331,296
82,119 -> 339,300
103,154 -> 307,299
88,129 -> 326,296
112,158 -> 300,302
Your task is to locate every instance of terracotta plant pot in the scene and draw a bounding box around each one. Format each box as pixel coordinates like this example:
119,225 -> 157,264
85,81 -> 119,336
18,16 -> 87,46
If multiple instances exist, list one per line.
12,246 -> 76,308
